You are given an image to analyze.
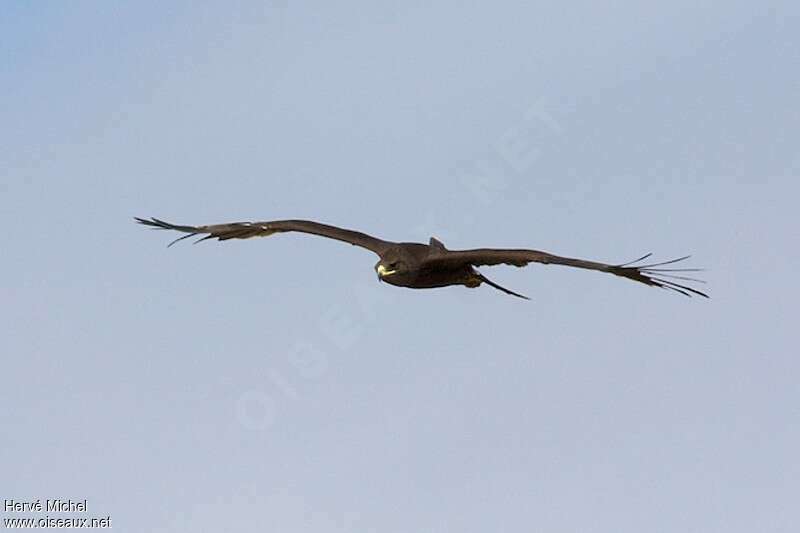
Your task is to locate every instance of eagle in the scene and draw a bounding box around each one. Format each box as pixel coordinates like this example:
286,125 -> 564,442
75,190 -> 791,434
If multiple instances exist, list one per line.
135,217 -> 708,299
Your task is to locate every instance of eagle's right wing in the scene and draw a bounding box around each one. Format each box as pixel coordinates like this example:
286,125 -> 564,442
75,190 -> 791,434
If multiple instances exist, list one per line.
135,217 -> 391,256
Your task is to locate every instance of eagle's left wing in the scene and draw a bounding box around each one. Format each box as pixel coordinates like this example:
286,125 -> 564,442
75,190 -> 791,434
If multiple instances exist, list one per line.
425,247 -> 708,298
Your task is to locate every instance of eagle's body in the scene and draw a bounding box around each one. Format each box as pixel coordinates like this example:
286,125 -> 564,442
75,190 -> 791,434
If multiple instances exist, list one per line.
135,217 -> 708,299
381,262 -> 480,290
377,243 -> 481,289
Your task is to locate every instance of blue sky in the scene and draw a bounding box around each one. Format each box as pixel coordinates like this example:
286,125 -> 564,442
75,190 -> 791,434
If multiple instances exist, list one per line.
2,2 -> 798,532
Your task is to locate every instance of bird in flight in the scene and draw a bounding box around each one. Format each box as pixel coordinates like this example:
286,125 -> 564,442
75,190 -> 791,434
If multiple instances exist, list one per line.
135,217 -> 708,299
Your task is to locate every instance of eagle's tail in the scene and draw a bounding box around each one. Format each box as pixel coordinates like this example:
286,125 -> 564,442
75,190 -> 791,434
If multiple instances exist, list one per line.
476,272 -> 530,300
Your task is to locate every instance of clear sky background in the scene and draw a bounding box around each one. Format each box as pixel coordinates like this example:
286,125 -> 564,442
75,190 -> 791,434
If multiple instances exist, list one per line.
2,2 -> 798,532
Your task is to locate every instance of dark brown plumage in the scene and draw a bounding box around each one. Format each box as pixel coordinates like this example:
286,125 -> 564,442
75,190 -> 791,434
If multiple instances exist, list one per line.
135,217 -> 708,299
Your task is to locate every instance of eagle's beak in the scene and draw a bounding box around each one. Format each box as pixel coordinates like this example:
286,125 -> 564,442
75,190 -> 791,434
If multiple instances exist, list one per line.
376,264 -> 396,278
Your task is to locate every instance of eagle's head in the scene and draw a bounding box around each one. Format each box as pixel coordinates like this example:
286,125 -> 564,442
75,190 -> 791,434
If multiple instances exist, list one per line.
375,247 -> 414,280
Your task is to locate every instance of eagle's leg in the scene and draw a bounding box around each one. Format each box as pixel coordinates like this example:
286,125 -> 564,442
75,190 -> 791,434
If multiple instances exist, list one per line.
464,274 -> 482,288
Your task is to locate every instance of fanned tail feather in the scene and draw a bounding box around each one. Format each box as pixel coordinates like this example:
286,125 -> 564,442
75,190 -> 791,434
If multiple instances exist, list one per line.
610,254 -> 709,298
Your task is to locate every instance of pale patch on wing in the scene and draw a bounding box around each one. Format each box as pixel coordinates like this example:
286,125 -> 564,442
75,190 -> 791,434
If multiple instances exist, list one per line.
256,227 -> 280,237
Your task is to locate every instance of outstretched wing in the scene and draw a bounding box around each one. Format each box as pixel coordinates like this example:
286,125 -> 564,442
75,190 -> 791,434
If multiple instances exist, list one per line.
425,248 -> 708,298
135,217 -> 391,255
